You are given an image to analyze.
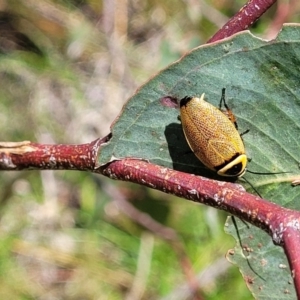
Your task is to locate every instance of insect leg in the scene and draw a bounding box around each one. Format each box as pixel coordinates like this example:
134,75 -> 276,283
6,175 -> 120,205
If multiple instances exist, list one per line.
219,88 -> 238,130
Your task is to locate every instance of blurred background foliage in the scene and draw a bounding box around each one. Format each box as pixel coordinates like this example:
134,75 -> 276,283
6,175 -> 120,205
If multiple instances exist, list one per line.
0,0 -> 299,299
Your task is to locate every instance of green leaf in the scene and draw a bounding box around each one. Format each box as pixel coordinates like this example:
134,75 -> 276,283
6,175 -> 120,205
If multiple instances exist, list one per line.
98,24 -> 300,296
98,24 -> 300,202
225,217 -> 296,299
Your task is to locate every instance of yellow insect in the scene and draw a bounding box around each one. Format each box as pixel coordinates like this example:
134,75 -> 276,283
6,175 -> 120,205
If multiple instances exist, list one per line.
180,89 -> 247,177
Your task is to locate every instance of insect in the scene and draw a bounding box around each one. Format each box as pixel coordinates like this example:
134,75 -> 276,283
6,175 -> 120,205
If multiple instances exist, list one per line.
180,88 -> 248,177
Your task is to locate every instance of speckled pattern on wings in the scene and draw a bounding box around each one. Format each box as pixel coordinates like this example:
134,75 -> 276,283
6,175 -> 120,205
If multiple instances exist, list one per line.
180,95 -> 245,171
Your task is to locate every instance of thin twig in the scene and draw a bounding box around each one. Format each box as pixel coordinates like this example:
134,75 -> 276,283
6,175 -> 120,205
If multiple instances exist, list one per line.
208,0 -> 277,43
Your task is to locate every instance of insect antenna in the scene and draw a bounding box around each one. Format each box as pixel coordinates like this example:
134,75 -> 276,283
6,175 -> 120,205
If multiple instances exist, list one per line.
241,176 -> 262,198
246,170 -> 290,175
242,170 -> 290,197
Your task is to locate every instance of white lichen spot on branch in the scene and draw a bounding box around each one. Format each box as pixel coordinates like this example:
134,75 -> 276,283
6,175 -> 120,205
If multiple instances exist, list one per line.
0,155 -> 16,169
254,4 -> 260,10
213,193 -> 224,205
286,219 -> 300,231
272,222 -> 285,245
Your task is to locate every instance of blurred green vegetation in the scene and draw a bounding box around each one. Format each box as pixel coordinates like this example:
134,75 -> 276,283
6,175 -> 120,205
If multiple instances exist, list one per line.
0,0 -> 299,299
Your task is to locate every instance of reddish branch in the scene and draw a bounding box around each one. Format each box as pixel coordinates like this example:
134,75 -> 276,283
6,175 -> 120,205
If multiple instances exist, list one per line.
1,140 -> 300,295
102,159 -> 300,297
283,227 -> 300,292
1,140 -> 300,246
208,0 -> 277,43
101,154 -> 300,298
99,159 -> 299,245
2,140 -> 299,246
0,137 -> 108,171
